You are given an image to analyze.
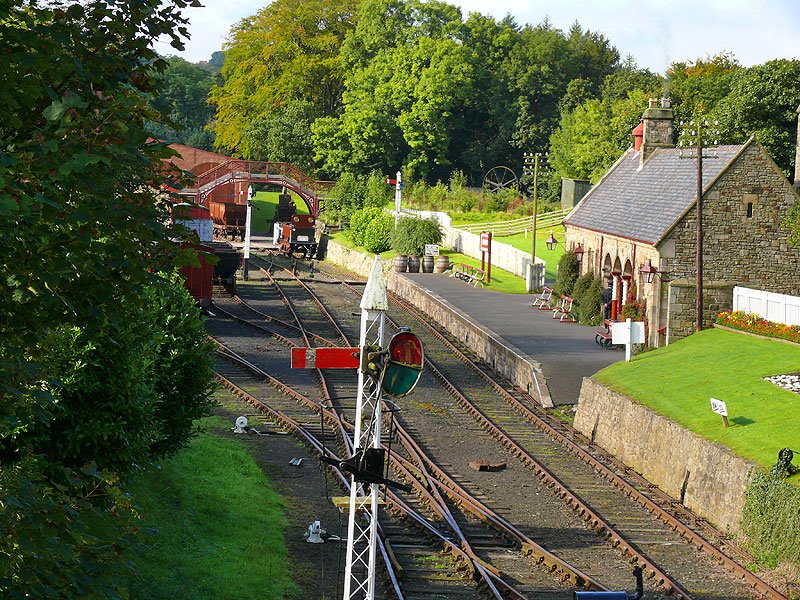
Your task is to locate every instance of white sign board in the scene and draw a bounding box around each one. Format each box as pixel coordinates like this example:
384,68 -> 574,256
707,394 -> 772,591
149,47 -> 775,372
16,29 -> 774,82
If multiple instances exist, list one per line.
480,232 -> 491,253
610,320 -> 645,345
611,319 -> 645,362
710,398 -> 728,417
424,244 -> 439,256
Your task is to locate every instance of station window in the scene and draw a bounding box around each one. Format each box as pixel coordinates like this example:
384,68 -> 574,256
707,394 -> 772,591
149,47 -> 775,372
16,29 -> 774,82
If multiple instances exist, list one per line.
746,202 -> 753,218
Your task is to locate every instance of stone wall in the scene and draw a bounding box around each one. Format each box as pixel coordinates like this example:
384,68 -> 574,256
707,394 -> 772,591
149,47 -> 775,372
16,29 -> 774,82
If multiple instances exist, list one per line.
666,280 -> 736,342
322,238 -> 553,407
664,142 -> 800,299
574,378 -> 757,534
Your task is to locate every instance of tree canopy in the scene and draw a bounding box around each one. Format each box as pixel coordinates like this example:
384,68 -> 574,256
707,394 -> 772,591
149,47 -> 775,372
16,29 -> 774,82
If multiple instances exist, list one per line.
202,0 -> 798,196
1,1 -> 214,595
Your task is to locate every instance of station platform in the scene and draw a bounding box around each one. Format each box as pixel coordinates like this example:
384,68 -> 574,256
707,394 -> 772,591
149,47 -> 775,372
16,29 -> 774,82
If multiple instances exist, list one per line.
400,272 -> 623,406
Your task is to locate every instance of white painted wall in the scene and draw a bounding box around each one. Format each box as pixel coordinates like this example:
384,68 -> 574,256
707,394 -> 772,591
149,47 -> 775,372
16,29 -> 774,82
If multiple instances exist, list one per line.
733,286 -> 800,326
396,208 -> 544,278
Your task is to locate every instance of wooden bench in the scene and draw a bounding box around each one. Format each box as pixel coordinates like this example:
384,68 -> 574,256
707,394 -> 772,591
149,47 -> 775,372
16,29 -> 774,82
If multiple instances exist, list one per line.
595,319 -> 615,348
532,285 -> 553,310
552,295 -> 576,322
451,263 -> 486,287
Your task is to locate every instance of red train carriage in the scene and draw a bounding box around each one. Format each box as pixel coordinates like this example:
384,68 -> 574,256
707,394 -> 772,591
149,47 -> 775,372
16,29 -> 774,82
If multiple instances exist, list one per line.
209,201 -> 247,241
278,214 -> 318,259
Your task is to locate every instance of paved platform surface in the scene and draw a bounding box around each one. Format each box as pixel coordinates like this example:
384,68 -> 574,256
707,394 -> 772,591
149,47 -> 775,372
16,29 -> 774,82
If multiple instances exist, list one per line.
402,272 -> 623,406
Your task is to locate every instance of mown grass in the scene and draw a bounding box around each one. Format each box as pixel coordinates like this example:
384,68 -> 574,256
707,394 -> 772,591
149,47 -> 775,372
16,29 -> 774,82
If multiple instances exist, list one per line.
251,190 -> 308,234
491,229 -> 564,281
594,328 -> 800,473
124,416 -> 295,599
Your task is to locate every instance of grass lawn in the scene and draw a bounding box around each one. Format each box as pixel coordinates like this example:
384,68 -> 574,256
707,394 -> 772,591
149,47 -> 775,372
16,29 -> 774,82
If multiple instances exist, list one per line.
251,190 -> 309,234
594,328 -> 800,473
328,232 -> 528,294
492,229 -> 564,281
124,415 -> 295,599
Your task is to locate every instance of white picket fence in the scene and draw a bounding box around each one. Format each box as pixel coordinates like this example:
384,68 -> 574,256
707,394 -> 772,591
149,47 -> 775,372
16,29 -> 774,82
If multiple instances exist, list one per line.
733,286 -> 800,326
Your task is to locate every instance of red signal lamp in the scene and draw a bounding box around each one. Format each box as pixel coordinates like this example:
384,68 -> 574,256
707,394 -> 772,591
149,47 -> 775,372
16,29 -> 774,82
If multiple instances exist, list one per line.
383,330 -> 424,397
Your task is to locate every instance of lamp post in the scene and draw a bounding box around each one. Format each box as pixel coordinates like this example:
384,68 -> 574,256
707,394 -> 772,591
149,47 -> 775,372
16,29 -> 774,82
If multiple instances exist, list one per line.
679,119 -> 719,332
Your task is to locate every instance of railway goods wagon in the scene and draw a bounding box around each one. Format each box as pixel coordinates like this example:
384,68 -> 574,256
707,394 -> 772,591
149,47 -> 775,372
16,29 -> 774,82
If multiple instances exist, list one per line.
278,214 -> 318,259
209,201 -> 247,241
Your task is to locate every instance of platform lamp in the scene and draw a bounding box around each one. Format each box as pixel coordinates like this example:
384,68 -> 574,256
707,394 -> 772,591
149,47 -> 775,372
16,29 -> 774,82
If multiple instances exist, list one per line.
545,230 -> 559,251
572,244 -> 584,264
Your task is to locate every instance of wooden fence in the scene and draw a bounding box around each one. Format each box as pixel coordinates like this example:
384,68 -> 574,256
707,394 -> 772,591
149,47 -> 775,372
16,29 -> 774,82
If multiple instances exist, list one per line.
733,286 -> 800,326
458,208 -> 571,236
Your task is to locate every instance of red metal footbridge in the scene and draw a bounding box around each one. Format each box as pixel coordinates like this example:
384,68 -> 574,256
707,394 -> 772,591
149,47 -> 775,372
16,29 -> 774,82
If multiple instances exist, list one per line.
191,160 -> 334,217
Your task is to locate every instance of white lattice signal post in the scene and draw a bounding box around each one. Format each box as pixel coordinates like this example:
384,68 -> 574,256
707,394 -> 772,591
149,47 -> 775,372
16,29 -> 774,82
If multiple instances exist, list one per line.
344,257 -> 388,600
290,256 -> 422,599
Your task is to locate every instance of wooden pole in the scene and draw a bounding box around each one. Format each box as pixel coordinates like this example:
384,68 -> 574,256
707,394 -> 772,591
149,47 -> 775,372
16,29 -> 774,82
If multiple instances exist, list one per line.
696,131 -> 704,332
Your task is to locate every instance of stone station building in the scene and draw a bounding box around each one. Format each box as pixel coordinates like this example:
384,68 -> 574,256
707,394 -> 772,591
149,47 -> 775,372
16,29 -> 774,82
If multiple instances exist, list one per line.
563,98 -> 800,347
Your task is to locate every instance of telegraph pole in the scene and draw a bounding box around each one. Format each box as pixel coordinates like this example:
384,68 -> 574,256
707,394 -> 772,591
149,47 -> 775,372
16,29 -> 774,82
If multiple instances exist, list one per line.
680,120 -> 718,332
523,152 -> 545,290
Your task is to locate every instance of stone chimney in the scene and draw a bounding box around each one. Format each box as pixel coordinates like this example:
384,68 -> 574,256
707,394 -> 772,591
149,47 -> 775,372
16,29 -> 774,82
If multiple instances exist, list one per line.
794,105 -> 800,189
640,97 -> 674,167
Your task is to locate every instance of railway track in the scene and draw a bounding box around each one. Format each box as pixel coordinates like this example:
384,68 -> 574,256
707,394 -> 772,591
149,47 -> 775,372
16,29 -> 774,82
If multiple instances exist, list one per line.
210,321 -> 541,598
209,252 -> 788,599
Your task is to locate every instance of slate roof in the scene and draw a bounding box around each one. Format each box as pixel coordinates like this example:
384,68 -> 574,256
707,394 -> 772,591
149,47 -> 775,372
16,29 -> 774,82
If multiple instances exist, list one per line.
564,144 -> 746,245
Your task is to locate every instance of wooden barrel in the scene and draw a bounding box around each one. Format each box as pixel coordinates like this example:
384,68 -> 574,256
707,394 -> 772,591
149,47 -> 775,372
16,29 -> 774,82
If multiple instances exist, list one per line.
407,255 -> 420,273
434,255 -> 450,273
393,254 -> 408,272
422,254 -> 435,273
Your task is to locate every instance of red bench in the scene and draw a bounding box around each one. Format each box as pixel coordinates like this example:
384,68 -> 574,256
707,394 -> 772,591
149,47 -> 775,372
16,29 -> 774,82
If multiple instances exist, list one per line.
532,285 -> 553,310
553,295 -> 576,323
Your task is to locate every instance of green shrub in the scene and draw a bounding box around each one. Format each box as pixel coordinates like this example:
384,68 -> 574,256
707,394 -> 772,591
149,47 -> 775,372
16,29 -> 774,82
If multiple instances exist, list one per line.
348,206 -> 384,247
40,275 -> 215,474
485,189 -> 513,212
364,170 -> 392,208
449,169 -> 467,191
390,216 -> 443,256
363,212 -> 394,253
574,274 -> 603,326
553,250 -> 579,297
428,181 -> 448,210
742,472 -> 800,572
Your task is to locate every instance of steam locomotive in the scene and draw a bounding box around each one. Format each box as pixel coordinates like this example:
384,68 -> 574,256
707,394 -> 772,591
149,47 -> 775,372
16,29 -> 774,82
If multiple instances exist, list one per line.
277,213 -> 318,259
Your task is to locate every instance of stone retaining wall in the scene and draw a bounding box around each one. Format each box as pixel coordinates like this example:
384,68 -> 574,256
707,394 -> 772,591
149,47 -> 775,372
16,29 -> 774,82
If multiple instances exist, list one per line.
323,238 -> 553,407
574,378 -> 757,534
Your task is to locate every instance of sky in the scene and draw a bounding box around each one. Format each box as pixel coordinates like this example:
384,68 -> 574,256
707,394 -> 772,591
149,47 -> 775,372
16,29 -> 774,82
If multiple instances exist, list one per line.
155,0 -> 800,74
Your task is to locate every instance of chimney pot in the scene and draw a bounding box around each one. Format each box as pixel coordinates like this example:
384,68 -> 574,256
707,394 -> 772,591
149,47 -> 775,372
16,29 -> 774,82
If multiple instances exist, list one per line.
661,97 -> 671,108
648,98 -> 658,108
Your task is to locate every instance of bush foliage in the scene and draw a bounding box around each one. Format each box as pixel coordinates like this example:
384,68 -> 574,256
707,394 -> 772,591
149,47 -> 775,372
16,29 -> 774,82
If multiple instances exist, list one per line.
553,250 -> 579,297
743,472 -> 800,573
363,212 -> 394,253
390,216 -> 443,256
572,272 -> 604,326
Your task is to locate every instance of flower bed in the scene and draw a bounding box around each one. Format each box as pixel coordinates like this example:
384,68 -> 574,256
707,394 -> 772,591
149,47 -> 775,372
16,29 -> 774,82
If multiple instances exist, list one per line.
715,310 -> 800,344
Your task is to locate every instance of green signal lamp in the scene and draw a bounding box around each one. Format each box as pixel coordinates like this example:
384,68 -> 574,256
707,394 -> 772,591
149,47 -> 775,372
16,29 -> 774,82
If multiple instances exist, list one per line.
382,329 -> 424,397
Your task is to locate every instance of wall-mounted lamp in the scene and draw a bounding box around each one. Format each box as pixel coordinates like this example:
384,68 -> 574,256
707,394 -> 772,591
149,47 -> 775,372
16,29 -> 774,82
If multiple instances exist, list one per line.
573,243 -> 584,264
640,259 -> 668,283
